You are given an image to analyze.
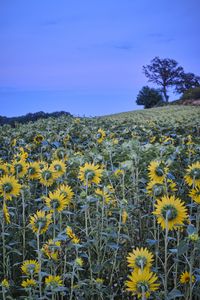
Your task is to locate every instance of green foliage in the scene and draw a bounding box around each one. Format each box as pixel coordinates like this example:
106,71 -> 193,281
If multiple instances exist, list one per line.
175,72 -> 200,94
0,106 -> 200,299
136,86 -> 164,108
181,86 -> 200,100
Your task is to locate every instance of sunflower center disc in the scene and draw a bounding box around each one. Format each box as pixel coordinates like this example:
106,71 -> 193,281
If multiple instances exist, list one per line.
161,205 -> 178,220
155,167 -> 164,177
3,183 -> 13,193
135,256 -> 147,269
137,281 -> 149,293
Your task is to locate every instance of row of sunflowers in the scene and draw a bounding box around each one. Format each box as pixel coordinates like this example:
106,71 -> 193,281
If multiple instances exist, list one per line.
0,106 -> 200,299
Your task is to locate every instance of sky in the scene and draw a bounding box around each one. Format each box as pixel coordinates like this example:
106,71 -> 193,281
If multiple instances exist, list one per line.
0,0 -> 199,117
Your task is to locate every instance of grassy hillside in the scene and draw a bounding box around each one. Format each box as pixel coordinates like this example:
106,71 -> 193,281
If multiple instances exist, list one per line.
0,106 -> 200,299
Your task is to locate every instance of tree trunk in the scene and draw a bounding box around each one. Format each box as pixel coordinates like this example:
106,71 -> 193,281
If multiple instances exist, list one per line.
163,86 -> 169,102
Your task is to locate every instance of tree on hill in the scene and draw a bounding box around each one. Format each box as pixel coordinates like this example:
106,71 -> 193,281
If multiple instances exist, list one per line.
143,57 -> 183,102
175,72 -> 200,94
136,86 -> 164,109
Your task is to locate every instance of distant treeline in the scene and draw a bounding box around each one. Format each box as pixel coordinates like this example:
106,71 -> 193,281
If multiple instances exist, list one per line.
0,111 -> 72,126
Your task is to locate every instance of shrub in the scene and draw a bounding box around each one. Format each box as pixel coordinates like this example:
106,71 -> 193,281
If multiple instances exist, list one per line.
181,86 -> 200,100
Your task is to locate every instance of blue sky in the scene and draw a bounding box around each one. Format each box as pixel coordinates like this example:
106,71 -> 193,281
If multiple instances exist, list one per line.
0,0 -> 199,116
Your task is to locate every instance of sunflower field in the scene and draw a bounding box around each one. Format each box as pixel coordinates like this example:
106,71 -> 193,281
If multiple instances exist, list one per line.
0,105 -> 200,300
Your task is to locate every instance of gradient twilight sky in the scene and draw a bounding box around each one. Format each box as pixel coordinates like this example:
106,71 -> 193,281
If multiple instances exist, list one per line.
0,0 -> 199,117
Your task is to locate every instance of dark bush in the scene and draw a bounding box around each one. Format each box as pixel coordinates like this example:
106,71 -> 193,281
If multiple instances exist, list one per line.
181,87 -> 200,100
0,111 -> 73,127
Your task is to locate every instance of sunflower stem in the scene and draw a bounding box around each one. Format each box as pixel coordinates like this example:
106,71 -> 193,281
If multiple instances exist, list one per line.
21,190 -> 26,261
37,230 -> 42,298
164,212 -> 169,298
2,195 -> 6,277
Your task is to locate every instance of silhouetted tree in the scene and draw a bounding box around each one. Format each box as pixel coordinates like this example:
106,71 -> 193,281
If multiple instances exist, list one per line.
143,57 -> 183,102
136,86 -> 164,108
175,72 -> 200,94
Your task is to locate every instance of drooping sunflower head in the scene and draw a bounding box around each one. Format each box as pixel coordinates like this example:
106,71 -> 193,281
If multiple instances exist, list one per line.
53,147 -> 68,161
122,210 -> 128,224
147,180 -> 177,198
96,128 -> 106,144
42,239 -> 61,260
21,260 -> 40,276
125,269 -> 159,298
38,160 -> 48,170
66,226 -> 80,244
127,247 -> 154,271
29,210 -> 52,234
180,271 -> 195,284
21,278 -> 37,289
33,134 -> 44,144
45,190 -> 67,213
45,275 -> 63,290
57,184 -> 74,205
75,257 -> 84,267
49,160 -> 66,178
147,181 -> 165,198
153,195 -> 188,230
1,279 -> 9,289
0,175 -> 21,200
148,161 -> 168,183
27,162 -> 40,180
78,162 -> 103,186
39,167 -> 56,187
95,188 -> 112,204
11,159 -> 27,178
185,162 -> 200,188
189,187 -> 200,204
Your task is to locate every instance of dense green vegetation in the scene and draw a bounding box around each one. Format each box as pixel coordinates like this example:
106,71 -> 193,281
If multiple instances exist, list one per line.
0,106 -> 200,299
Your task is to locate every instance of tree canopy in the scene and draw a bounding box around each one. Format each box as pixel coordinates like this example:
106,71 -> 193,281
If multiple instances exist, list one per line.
136,86 -> 163,109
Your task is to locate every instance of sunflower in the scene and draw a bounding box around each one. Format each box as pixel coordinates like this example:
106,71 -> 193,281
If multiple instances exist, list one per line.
0,162 -> 8,177
39,167 -> 56,187
153,195 -> 188,230
96,128 -> 106,144
147,180 -> 176,198
42,239 -> 61,260
189,187 -> 200,204
0,175 -> 21,200
122,210 -> 128,224
57,184 -> 74,205
29,210 -> 52,234
27,162 -> 40,180
38,160 -> 48,170
21,278 -> 37,289
95,188 -> 111,204
53,147 -> 68,161
50,160 -> 66,178
125,269 -> 159,298
66,226 -> 80,244
21,260 -> 40,276
45,275 -> 63,290
75,257 -> 84,267
114,169 -> 125,177
33,134 -> 44,144
45,190 -> 68,213
3,203 -> 10,224
185,162 -> 200,188
78,162 -> 103,186
127,248 -> 154,271
1,279 -> 9,288
11,159 -> 27,178
148,161 -> 168,183
180,271 -> 195,284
